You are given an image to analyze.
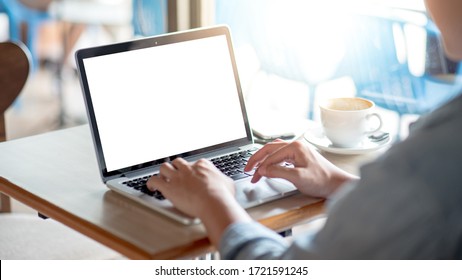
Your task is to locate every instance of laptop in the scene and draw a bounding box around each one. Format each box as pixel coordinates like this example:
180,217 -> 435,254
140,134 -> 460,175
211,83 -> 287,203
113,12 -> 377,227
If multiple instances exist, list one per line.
75,25 -> 298,225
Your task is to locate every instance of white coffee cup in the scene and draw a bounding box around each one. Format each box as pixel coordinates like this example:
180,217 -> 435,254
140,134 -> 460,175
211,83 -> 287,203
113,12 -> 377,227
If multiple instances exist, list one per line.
320,97 -> 382,148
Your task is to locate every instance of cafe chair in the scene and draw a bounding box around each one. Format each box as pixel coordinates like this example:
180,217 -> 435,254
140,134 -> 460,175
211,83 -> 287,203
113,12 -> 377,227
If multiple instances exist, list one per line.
338,9 -> 461,136
0,0 -> 51,69
0,41 -> 122,259
0,41 -> 30,212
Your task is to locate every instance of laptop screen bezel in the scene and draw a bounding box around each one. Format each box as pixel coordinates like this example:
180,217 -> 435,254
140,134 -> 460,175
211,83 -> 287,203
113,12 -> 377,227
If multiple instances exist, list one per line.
75,26 -> 253,181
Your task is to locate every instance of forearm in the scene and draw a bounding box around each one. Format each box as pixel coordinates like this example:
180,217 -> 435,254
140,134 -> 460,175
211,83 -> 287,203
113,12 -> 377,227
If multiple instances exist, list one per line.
327,165 -> 359,197
198,194 -> 252,247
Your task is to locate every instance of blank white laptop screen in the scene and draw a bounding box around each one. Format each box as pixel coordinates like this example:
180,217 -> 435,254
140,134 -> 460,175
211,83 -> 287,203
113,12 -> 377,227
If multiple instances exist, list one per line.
82,35 -> 247,172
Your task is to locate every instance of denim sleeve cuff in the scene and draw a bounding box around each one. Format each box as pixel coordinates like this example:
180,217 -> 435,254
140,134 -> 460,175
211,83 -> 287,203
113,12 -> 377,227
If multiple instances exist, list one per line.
219,221 -> 288,260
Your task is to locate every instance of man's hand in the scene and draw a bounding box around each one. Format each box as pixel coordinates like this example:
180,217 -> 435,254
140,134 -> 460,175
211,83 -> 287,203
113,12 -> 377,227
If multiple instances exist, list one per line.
245,140 -> 358,197
147,158 -> 251,246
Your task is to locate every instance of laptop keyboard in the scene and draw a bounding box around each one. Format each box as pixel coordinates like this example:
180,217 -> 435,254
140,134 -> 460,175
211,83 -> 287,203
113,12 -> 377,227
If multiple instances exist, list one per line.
122,175 -> 165,200
122,148 -> 257,199
210,149 -> 257,180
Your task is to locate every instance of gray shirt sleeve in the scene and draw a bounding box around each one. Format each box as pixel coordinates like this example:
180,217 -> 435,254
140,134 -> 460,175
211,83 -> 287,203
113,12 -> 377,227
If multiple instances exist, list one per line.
219,222 -> 288,259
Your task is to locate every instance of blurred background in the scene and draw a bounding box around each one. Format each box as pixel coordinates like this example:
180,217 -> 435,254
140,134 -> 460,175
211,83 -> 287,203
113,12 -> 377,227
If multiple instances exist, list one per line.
1,0 -> 461,141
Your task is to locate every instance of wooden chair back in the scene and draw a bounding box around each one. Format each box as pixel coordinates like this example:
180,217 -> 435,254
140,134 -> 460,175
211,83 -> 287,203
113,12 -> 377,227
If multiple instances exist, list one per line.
0,41 -> 30,141
0,41 -> 31,212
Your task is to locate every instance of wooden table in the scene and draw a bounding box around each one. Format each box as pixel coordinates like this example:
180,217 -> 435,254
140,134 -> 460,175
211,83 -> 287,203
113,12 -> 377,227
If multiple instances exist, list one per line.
0,125 -> 382,259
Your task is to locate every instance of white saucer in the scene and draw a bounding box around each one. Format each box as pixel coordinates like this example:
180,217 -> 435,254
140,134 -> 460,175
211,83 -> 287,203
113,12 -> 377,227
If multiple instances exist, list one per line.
304,127 -> 392,155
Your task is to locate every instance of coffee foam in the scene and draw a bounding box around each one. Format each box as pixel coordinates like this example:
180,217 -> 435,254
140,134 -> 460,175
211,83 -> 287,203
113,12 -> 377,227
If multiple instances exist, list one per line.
324,98 -> 372,111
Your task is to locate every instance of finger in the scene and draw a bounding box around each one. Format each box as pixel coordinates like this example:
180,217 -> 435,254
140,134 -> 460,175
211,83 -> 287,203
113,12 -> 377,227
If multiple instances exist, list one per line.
171,157 -> 191,172
251,154 -> 293,184
245,141 -> 288,172
261,141 -> 307,169
250,171 -> 263,183
159,162 -> 176,181
263,164 -> 301,183
147,175 -> 168,192
194,158 -> 215,169
255,142 -> 303,180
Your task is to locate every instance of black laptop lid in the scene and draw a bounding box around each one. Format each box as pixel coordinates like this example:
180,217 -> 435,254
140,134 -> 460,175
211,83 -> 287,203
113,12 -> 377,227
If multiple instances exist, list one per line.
75,26 -> 252,181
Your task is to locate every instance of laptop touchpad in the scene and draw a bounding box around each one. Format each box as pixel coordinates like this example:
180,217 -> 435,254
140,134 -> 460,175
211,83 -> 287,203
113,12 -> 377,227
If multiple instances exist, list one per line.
235,177 -> 298,208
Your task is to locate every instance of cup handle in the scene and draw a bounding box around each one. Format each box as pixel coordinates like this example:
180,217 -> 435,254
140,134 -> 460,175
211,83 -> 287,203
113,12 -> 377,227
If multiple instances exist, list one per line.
366,113 -> 382,134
